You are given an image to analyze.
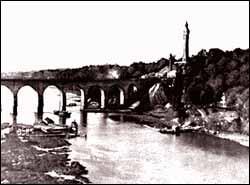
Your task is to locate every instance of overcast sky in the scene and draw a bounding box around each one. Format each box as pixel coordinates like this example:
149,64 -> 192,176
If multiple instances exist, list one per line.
1,1 -> 249,72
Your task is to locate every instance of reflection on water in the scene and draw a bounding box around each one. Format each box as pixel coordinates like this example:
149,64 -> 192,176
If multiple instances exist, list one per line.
69,113 -> 249,184
1,86 -> 249,184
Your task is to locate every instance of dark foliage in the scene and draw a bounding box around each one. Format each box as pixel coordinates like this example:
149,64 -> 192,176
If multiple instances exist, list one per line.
185,48 -> 249,107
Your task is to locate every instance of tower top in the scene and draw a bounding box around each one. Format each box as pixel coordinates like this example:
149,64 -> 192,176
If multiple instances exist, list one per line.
183,21 -> 190,63
185,21 -> 190,33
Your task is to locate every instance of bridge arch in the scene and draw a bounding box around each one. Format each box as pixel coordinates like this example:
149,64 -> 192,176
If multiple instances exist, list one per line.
127,84 -> 139,105
107,85 -> 125,109
16,84 -> 38,94
59,85 -> 85,124
1,85 -> 14,124
87,86 -> 105,109
62,85 -> 84,108
42,84 -> 63,95
43,85 -> 64,112
1,85 -> 14,95
17,85 -> 38,125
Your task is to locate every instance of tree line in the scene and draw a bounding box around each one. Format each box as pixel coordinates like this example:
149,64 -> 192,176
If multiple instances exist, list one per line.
2,47 -> 248,110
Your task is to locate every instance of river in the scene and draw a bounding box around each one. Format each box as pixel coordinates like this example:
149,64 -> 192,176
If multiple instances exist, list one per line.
68,113 -> 249,184
1,86 -> 249,184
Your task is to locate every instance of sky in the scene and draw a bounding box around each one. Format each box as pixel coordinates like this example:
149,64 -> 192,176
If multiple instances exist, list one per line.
1,1 -> 249,72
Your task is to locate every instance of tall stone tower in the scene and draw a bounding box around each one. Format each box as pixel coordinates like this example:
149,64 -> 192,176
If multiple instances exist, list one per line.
172,22 -> 191,108
182,21 -> 190,63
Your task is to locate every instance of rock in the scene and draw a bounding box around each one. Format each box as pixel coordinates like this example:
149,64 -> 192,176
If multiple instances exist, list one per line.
69,161 -> 88,176
167,118 -> 181,128
1,179 -> 10,184
164,103 -> 172,110
129,101 -> 140,110
227,119 -> 241,132
172,125 -> 181,133
241,118 -> 249,135
166,70 -> 176,78
149,83 -> 168,106
164,107 -> 178,121
171,118 -> 179,124
153,105 -> 165,112
219,120 -> 231,131
189,122 -> 197,127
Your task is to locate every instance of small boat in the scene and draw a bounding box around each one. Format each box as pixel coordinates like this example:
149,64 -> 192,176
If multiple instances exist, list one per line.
159,127 -> 180,134
182,125 -> 203,132
53,110 -> 71,118
40,125 -> 68,134
67,103 -> 77,107
34,119 -> 78,137
159,125 -> 203,134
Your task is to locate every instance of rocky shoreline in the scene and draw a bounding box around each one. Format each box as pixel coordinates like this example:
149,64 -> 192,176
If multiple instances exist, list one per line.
1,129 -> 91,184
109,109 -> 249,148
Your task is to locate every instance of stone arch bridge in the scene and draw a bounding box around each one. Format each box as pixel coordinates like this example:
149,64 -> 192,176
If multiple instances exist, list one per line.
1,77 -> 160,123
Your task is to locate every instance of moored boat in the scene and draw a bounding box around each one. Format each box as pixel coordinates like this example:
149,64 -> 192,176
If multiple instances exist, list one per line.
159,125 -> 203,134
34,119 -> 78,137
53,110 -> 71,118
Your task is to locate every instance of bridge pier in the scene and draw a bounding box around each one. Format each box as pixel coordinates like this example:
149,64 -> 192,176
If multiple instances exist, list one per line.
123,93 -> 129,108
84,91 -> 89,109
61,91 -> 67,111
59,115 -> 67,125
36,93 -> 44,122
12,93 -> 18,132
80,110 -> 87,126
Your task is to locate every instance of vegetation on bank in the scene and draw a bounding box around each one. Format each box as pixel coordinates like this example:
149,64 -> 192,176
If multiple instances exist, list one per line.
185,48 -> 249,106
142,48 -> 249,135
183,48 -> 249,135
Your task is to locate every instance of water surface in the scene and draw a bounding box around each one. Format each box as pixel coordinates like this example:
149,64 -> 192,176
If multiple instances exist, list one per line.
69,113 -> 249,184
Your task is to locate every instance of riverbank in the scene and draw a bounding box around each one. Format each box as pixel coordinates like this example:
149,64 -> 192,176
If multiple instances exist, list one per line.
1,128 -> 91,184
109,112 -> 249,148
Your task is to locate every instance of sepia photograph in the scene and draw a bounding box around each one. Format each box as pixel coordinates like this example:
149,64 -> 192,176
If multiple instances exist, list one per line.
1,1 -> 249,184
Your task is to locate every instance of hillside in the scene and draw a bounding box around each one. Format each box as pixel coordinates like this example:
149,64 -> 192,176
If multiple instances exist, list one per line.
185,48 -> 249,135
147,48 -> 249,135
